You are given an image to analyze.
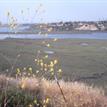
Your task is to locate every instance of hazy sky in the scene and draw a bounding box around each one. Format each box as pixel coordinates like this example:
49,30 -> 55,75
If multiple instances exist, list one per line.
0,0 -> 107,23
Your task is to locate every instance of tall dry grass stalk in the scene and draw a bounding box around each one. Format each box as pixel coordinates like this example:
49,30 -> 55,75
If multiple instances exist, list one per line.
0,75 -> 107,107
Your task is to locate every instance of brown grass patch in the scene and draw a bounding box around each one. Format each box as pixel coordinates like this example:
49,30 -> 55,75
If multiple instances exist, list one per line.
0,75 -> 107,107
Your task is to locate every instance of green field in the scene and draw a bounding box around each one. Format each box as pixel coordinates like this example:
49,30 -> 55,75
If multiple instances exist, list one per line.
0,38 -> 107,92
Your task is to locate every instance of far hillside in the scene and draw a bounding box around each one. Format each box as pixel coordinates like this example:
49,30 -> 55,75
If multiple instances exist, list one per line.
0,21 -> 107,34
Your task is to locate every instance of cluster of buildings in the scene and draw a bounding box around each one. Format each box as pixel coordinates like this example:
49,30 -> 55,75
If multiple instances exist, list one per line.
47,21 -> 107,32
0,21 -> 107,34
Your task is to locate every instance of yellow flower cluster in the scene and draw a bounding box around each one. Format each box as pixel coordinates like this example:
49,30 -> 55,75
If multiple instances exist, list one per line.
43,97 -> 50,107
7,11 -> 18,31
33,98 -> 40,106
7,4 -> 64,107
34,56 -> 62,77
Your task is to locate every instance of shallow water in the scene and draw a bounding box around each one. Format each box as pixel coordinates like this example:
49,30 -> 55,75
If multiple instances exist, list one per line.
0,32 -> 107,40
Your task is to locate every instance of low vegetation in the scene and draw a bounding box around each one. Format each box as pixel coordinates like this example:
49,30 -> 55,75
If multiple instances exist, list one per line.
0,75 -> 107,107
1,39 -> 107,89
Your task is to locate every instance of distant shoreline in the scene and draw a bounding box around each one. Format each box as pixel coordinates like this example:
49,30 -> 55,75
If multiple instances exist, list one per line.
0,30 -> 107,35
0,21 -> 107,34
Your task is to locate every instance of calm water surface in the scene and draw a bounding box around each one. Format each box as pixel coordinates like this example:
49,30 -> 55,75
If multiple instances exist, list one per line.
0,32 -> 107,40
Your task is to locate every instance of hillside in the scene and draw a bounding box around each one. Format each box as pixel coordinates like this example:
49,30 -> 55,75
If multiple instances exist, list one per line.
0,21 -> 107,34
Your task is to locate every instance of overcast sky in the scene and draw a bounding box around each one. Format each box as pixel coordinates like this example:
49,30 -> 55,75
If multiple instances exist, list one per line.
0,0 -> 107,23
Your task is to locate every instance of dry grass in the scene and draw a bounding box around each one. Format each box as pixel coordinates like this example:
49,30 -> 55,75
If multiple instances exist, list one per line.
0,75 -> 107,107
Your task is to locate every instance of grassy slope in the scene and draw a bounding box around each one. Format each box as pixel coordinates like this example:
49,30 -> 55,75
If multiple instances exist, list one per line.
0,39 -> 107,91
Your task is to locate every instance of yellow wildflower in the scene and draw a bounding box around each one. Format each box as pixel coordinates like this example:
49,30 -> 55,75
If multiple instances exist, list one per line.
23,67 -> 26,70
50,61 -> 54,67
54,59 -> 58,64
36,70 -> 39,73
29,67 -> 32,71
45,97 -> 50,104
58,69 -> 62,73
40,62 -> 44,67
34,99 -> 37,104
51,72 -> 54,75
44,55 -> 48,58
50,68 -> 54,72
35,59 -> 37,62
46,44 -> 50,47
20,82 -> 25,89
16,68 -> 20,74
